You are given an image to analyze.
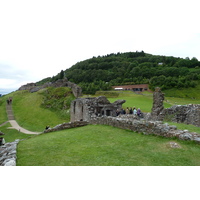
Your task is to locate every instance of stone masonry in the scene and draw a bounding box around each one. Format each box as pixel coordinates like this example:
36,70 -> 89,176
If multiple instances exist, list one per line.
158,104 -> 200,127
18,78 -> 82,98
44,121 -> 89,133
90,116 -> 200,144
148,87 -> 200,127
70,96 -> 126,122
150,87 -> 165,121
0,139 -> 19,166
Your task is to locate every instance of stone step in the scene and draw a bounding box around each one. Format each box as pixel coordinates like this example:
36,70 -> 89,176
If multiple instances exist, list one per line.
8,115 -> 15,120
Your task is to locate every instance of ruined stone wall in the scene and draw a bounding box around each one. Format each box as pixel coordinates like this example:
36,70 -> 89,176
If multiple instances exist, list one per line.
18,78 -> 82,98
43,121 -> 89,133
70,98 -> 91,122
0,139 -> 19,166
148,87 -> 200,127
150,87 -> 164,120
158,104 -> 200,127
70,96 -> 126,122
90,116 -> 200,143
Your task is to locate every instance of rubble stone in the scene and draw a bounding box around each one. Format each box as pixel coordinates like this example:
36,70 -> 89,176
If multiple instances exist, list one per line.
0,139 -> 19,166
18,78 -> 82,98
70,96 -> 126,122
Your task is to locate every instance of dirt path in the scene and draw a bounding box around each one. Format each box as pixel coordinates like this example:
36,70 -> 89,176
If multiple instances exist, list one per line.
8,120 -> 41,134
3,103 -> 41,135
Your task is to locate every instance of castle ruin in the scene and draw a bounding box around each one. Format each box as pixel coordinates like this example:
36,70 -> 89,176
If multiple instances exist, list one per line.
18,78 -> 82,98
70,96 -> 125,122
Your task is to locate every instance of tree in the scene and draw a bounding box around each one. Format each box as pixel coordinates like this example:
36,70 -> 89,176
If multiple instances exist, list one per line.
60,70 -> 65,79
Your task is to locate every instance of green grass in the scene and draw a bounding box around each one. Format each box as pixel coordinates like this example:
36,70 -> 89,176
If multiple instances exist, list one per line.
165,122 -> 200,134
17,125 -> 200,166
164,96 -> 200,105
108,91 -> 171,112
9,90 -> 70,132
0,123 -> 32,143
2,87 -> 200,166
163,82 -> 200,101
0,96 -> 8,124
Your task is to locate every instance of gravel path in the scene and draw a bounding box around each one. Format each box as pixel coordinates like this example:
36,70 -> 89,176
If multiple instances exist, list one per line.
1,103 -> 41,135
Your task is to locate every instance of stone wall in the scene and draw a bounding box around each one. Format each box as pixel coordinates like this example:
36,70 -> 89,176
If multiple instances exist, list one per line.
43,121 -> 89,133
150,87 -> 164,121
147,87 -> 200,127
18,78 -> 82,98
89,116 -> 200,143
158,104 -> 200,127
0,139 -> 19,166
70,96 -> 126,122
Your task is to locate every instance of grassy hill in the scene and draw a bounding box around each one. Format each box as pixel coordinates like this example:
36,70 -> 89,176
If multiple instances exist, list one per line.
39,51 -> 200,95
1,85 -> 200,166
163,81 -> 200,100
1,88 -> 74,132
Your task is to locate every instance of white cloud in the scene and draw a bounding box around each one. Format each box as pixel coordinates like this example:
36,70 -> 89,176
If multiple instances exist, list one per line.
0,0 -> 200,93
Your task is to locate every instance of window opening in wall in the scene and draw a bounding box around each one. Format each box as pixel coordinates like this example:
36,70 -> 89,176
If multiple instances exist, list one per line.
74,102 -> 76,113
106,110 -> 111,116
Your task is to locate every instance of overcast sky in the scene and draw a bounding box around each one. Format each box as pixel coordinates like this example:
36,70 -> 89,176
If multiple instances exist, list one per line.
0,0 -> 200,94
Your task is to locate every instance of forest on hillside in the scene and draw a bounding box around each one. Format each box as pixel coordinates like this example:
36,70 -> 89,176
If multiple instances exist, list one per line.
37,51 -> 200,94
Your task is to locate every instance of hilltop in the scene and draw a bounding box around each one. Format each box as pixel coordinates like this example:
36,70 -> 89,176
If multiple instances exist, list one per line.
37,51 -> 200,95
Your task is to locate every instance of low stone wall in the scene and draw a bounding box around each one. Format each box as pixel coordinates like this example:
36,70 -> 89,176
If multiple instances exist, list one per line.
90,116 -> 200,143
43,121 -> 89,133
0,139 -> 19,166
158,104 -> 200,127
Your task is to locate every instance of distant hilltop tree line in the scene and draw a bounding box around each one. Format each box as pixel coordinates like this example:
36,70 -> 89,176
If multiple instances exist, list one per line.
37,51 -> 200,94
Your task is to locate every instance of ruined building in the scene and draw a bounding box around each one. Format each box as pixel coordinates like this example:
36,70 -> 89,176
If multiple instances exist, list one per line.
18,78 -> 82,98
150,87 -> 200,127
150,87 -> 165,121
70,96 -> 125,122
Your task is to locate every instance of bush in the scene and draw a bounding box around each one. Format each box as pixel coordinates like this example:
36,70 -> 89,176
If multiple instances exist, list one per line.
41,87 -> 75,110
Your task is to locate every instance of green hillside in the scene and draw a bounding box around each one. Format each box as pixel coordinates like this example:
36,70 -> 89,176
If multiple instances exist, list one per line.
38,51 -> 200,95
1,87 -> 200,166
2,88 -> 74,132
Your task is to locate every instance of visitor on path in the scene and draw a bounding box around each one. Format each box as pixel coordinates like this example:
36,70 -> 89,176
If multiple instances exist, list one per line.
137,108 -> 141,117
133,107 -> 137,115
45,125 -> 50,130
116,109 -> 120,116
9,98 -> 12,104
126,107 -> 130,114
0,137 -> 5,145
129,107 -> 133,114
6,99 -> 10,105
121,108 -> 125,115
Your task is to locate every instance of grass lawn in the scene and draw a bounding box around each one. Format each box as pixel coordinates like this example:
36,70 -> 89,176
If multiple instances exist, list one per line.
108,91 -> 171,112
165,121 -> 200,134
0,123 -> 33,143
0,95 -> 8,124
17,125 -> 200,166
9,90 -> 70,132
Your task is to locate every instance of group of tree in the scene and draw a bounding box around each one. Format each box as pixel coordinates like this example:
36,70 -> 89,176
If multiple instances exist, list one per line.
37,51 -> 200,94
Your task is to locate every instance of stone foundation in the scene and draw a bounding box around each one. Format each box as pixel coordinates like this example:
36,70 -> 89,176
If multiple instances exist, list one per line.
158,104 -> 200,127
18,78 -> 82,98
0,139 -> 19,166
89,116 -> 200,143
43,121 -> 89,133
